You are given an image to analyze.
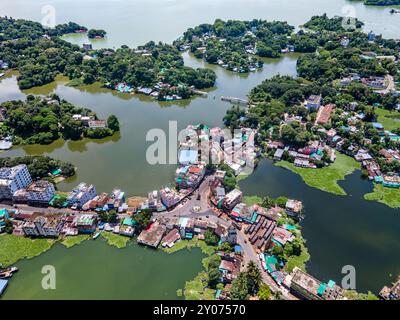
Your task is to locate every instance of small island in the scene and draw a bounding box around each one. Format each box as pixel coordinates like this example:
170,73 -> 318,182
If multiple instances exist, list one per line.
0,16 -> 216,100
0,94 -> 120,145
87,29 -> 106,39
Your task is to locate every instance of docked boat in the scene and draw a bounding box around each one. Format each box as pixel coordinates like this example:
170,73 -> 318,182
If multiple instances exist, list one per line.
0,266 -> 18,279
92,232 -> 100,240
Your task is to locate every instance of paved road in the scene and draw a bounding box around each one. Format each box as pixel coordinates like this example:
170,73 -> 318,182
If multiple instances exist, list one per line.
236,228 -> 296,300
378,75 -> 395,94
0,203 -> 94,215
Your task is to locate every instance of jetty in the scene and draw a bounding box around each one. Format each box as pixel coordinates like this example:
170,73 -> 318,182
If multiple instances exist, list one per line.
191,89 -> 208,97
221,96 -> 249,105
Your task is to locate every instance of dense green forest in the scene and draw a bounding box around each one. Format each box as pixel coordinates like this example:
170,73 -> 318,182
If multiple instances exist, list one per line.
0,155 -> 76,180
175,19 -> 320,73
303,14 -> 364,32
0,94 -> 119,145
88,29 -> 106,38
0,16 -> 216,96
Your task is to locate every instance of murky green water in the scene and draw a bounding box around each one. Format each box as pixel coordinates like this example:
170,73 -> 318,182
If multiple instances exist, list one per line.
1,0 -> 399,298
1,240 -> 204,300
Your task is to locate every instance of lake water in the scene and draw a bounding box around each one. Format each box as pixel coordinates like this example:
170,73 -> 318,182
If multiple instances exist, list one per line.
0,0 -> 400,297
0,0 -> 399,48
1,240 -> 205,300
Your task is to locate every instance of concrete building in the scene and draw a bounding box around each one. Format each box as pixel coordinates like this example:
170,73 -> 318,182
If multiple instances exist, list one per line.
306,95 -> 322,111
223,189 -> 242,210
289,267 -> 345,300
0,208 -> 9,232
0,164 -> 32,200
13,180 -> 55,206
137,221 -> 166,248
67,183 -> 97,207
76,214 -> 97,233
22,216 -> 64,237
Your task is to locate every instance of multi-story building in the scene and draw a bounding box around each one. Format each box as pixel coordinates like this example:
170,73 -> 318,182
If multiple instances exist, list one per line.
0,208 -> 9,232
67,183 -> 97,208
289,267 -> 345,300
76,214 -> 97,233
13,180 -> 55,206
0,164 -> 32,200
306,95 -> 322,111
222,189 -> 242,210
22,216 -> 64,238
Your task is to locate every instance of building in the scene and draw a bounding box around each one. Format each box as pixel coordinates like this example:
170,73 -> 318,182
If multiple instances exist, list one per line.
137,221 -> 166,248
315,104 -> 335,125
83,43 -> 93,51
67,183 -> 97,207
178,149 -> 199,165
223,189 -> 242,210
306,95 -> 322,111
230,203 -> 256,223
285,199 -> 303,218
219,254 -> 242,283
161,228 -> 181,248
244,215 -> 276,251
368,30 -> 376,42
76,214 -> 97,233
22,216 -> 64,237
0,208 -> 9,232
88,120 -> 107,128
379,278 -> 400,300
160,187 -> 182,209
119,217 -> 136,237
13,180 -> 55,206
289,267 -> 345,300
0,164 -> 32,200
273,148 -> 284,161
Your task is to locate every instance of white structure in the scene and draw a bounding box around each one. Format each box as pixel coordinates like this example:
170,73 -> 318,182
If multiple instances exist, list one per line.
67,182 -> 97,207
223,189 -> 243,210
22,216 -> 64,237
13,180 -> 55,205
0,164 -> 32,200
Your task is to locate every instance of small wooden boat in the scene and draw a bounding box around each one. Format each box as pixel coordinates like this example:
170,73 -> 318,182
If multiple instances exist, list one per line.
92,232 -> 100,240
0,271 -> 13,279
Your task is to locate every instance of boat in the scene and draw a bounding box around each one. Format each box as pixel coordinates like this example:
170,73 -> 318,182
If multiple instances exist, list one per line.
0,271 -> 13,279
0,266 -> 17,279
92,232 -> 100,240
0,266 -> 18,274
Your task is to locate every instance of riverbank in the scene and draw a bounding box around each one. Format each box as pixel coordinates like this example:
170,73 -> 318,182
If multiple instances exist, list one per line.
164,238 -> 219,300
60,235 -> 90,248
364,183 -> 400,208
275,154 -> 361,195
0,234 -> 56,267
1,240 -> 205,299
100,232 -> 130,248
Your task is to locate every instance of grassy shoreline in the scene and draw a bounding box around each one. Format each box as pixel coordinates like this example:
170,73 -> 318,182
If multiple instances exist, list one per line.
364,183 -> 400,208
100,232 -> 130,248
60,235 -> 90,248
0,234 -> 56,267
275,153 -> 361,195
